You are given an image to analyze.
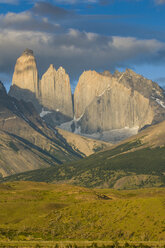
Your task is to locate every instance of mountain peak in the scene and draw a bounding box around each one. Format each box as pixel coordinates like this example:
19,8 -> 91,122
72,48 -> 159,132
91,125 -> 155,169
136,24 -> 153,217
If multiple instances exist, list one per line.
101,70 -> 112,77
46,64 -> 56,73
125,68 -> 137,76
57,66 -> 66,73
39,64 -> 73,118
49,64 -> 54,69
9,48 -> 39,103
22,48 -> 34,56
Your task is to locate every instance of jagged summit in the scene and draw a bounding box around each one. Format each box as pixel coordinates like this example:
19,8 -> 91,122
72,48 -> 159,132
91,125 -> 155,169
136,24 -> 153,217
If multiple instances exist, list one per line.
57,66 -> 66,73
101,70 -> 112,77
49,64 -> 55,69
74,69 -> 154,133
11,48 -> 38,93
9,48 -> 39,110
39,64 -> 73,119
9,49 -> 165,141
9,49 -> 74,122
23,48 -> 34,56
125,68 -> 135,74
46,64 -> 56,73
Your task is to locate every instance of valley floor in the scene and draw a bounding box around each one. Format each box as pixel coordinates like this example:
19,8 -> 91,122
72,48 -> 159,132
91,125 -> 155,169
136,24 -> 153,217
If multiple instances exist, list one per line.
0,181 -> 165,247
0,240 -> 165,247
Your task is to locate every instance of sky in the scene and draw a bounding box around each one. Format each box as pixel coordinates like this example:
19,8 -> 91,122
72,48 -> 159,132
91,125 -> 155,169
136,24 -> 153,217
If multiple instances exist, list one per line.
0,0 -> 165,92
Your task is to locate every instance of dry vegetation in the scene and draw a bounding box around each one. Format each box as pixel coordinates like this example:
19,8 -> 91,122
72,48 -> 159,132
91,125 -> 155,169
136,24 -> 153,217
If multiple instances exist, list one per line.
0,181 -> 165,246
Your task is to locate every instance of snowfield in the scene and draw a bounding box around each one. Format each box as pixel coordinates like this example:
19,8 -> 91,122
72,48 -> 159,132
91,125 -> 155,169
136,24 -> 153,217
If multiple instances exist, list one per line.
59,119 -> 139,143
40,108 -> 52,118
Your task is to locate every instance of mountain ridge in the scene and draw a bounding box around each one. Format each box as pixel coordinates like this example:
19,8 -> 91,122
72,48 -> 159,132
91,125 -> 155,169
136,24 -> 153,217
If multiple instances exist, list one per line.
0,81 -> 111,177
9,49 -> 165,142
2,120 -> 165,189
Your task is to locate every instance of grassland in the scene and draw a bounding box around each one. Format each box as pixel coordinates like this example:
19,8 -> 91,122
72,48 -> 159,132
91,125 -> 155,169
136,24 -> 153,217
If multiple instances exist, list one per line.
0,240 -> 165,247
0,181 -> 165,246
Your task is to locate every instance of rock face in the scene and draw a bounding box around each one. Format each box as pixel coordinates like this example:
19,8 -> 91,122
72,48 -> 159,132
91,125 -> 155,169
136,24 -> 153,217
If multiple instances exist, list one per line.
9,49 -> 74,122
39,65 -> 73,118
9,49 -> 165,138
114,69 -> 164,99
0,81 -> 7,97
74,71 -> 113,119
74,70 -> 165,134
12,49 -> 39,93
10,49 -> 39,104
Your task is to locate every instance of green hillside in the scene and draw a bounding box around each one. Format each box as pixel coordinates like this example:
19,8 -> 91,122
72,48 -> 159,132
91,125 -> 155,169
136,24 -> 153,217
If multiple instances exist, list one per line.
2,120 -> 165,189
2,140 -> 165,189
0,181 -> 165,244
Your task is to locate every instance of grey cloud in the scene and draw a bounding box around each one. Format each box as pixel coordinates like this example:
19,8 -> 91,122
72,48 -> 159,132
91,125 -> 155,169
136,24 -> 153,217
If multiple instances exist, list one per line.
155,0 -> 165,4
99,0 -> 113,5
0,12 -> 63,33
155,77 -> 165,84
0,0 -> 18,3
30,2 -> 165,42
154,77 -> 165,89
0,2 -> 165,87
32,2 -> 75,19
2,2 -> 154,41
52,0 -> 98,4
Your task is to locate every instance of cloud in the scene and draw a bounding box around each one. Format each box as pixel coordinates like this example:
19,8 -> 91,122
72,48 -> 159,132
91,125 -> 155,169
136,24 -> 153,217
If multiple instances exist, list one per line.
32,2 -> 75,19
0,11 -> 62,32
0,1 -> 165,88
53,0 -> 98,3
2,0 -> 165,7
155,77 -> 165,84
0,0 -> 18,3
99,0 -> 112,5
155,0 -> 165,4
0,24 -> 165,83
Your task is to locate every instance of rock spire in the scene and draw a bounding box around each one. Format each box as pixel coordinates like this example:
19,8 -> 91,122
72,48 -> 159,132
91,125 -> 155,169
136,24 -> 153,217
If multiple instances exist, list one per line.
39,64 -> 73,118
11,48 -> 39,95
9,49 -> 74,121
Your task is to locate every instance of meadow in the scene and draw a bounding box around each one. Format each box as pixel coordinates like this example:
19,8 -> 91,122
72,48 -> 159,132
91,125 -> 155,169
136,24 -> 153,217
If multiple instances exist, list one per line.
0,181 -> 165,247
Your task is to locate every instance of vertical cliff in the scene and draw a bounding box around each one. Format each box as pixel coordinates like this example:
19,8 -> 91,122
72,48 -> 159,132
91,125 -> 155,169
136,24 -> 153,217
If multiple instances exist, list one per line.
9,49 -> 73,121
10,49 -> 39,99
80,82 -> 153,133
74,70 -> 112,119
39,65 -> 73,119
74,70 -> 156,133
9,49 -> 165,136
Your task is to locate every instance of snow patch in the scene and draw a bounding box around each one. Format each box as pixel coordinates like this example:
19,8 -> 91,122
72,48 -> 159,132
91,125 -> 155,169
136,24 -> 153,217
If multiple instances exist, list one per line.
74,126 -> 81,134
151,96 -> 165,109
118,72 -> 126,82
79,126 -> 139,143
59,120 -> 75,132
155,98 -> 165,109
59,119 -> 139,143
74,113 -> 84,122
40,108 -> 52,118
59,119 -> 82,134
98,85 -> 111,98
